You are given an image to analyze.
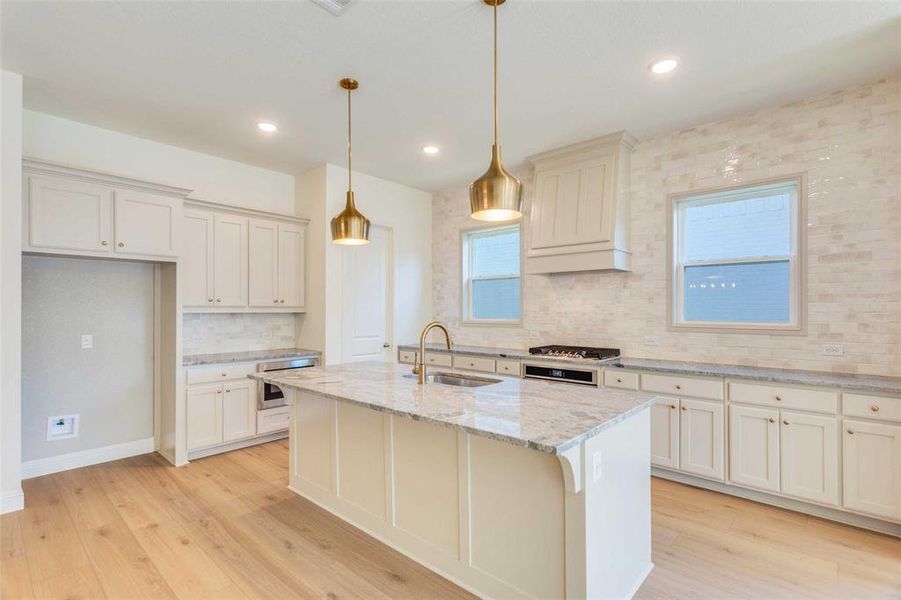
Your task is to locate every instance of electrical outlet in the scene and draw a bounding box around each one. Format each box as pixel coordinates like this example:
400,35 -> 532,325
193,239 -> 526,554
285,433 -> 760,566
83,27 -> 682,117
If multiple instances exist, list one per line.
47,415 -> 79,441
821,344 -> 843,357
81,334 -> 93,349
592,451 -> 603,482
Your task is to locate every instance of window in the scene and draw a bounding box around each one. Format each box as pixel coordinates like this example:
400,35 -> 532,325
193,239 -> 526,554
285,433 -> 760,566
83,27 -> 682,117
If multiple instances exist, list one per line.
462,225 -> 521,323
670,178 -> 803,331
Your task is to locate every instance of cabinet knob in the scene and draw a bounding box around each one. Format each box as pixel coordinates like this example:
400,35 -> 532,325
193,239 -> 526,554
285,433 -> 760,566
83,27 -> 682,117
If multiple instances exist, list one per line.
274,299 -> 279,304
216,389 -> 222,394
225,389 -> 230,393
675,385 -> 682,390
616,378 -> 622,383
870,405 -> 880,412
681,406 -> 687,411
782,419 -> 789,426
207,298 -> 213,303
279,299 -> 285,303
670,404 -> 677,410
775,395 -> 782,401
117,241 -> 125,247
847,428 -> 855,435
100,240 -> 108,246
216,298 -> 222,303
768,418 -> 775,424
221,373 -> 227,377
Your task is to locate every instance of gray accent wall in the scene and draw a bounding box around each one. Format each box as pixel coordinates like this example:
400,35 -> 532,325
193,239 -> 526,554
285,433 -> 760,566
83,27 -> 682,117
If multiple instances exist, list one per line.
22,255 -> 154,461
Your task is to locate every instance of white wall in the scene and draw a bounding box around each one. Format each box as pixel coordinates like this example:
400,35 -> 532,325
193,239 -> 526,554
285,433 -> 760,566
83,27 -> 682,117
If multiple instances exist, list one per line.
1,70 -> 24,513
21,256 -> 154,462
23,110 -> 296,214
297,165 -> 433,365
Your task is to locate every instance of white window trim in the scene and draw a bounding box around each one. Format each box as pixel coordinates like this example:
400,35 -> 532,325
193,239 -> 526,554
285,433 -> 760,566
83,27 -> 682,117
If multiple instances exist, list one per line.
667,175 -> 806,334
461,224 -> 522,326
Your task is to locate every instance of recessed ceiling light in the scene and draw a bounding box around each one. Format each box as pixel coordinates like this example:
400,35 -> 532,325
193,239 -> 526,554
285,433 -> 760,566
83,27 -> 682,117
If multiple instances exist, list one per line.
649,57 -> 679,75
422,145 -> 440,155
257,121 -> 278,133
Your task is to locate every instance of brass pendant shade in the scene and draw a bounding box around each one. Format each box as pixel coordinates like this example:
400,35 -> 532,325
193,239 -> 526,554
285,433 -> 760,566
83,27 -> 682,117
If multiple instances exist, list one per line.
469,0 -> 522,222
331,78 -> 371,245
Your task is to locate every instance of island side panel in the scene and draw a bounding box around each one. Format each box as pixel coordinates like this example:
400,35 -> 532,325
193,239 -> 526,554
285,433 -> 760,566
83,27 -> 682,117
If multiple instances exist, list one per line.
287,389 -> 572,599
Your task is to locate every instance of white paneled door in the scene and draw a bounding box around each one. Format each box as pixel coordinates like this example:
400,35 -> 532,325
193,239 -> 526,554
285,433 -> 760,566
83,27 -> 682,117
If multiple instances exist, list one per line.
342,225 -> 392,363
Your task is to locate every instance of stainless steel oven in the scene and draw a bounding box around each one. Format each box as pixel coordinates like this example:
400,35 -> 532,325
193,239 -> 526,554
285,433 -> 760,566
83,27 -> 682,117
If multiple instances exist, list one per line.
257,357 -> 319,410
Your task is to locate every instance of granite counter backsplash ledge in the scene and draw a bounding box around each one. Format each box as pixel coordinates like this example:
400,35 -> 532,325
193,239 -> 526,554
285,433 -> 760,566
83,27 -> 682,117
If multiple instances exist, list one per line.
397,343 -> 901,395
184,347 -> 321,366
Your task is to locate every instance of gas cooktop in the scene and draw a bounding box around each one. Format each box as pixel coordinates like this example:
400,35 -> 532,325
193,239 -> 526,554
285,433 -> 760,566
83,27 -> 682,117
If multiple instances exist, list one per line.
527,345 -> 621,361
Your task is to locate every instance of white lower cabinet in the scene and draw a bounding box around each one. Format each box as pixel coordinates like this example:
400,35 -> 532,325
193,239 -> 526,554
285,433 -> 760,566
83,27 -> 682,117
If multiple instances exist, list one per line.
187,384 -> 223,450
222,381 -> 256,442
729,404 -> 780,493
187,380 -> 257,451
679,398 -> 725,481
780,411 -> 838,506
843,419 -> 901,521
650,397 -> 680,469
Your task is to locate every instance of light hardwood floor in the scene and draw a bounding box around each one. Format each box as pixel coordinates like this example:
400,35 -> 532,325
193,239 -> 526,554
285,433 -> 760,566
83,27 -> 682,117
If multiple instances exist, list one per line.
2,440 -> 898,599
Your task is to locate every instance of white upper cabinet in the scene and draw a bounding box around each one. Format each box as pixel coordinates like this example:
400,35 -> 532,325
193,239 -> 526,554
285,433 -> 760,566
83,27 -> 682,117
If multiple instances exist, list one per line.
526,132 -> 635,274
113,189 -> 179,258
26,176 -> 112,254
23,161 -> 188,262
213,213 -> 248,307
249,219 -> 279,307
182,209 -> 215,307
277,222 -> 305,309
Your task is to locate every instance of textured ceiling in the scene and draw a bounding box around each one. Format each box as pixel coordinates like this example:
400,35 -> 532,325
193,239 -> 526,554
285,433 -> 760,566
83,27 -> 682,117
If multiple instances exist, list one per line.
2,1 -> 900,192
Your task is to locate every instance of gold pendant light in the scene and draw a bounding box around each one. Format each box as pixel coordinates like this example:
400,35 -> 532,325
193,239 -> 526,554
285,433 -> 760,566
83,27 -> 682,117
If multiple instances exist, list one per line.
331,77 -> 371,245
469,0 -> 522,222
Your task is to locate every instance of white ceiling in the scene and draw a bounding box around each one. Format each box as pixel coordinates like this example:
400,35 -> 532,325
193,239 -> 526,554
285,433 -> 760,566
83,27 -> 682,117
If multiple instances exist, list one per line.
3,1 -> 900,192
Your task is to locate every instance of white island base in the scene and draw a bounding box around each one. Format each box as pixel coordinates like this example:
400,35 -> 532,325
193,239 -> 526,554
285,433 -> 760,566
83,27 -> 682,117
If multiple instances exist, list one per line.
286,389 -> 652,600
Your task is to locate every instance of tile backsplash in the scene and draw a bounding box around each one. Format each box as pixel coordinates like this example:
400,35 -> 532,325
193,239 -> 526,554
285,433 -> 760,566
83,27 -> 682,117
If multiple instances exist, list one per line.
432,77 -> 900,376
182,313 -> 297,356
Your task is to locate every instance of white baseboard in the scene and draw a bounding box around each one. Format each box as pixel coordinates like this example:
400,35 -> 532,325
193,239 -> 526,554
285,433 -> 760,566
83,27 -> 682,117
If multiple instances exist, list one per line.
1,489 -> 25,514
21,437 -> 155,480
187,430 -> 288,461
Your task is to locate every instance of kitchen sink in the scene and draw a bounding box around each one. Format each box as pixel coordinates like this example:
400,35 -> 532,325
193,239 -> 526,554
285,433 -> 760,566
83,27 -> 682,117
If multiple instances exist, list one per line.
404,371 -> 501,387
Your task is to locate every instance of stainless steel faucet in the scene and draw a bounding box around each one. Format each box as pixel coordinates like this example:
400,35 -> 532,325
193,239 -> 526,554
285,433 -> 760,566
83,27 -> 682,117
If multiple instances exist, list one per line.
412,321 -> 453,384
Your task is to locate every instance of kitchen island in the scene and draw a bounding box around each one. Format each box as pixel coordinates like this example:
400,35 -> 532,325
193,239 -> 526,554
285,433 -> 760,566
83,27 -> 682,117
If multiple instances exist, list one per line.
250,361 -> 657,599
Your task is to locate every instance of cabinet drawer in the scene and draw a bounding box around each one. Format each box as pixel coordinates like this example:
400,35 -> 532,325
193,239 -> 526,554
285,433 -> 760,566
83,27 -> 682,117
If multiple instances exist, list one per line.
642,373 -> 723,400
843,393 -> 901,423
187,363 -> 256,386
729,381 -> 838,414
454,355 -> 496,373
398,350 -> 417,365
604,370 -> 639,390
496,359 -> 521,376
424,352 -> 453,367
257,406 -> 290,434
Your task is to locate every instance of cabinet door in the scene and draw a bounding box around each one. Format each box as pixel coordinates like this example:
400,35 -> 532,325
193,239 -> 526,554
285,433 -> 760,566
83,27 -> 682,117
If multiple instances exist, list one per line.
529,156 -> 615,251
729,405 -> 780,492
182,210 -> 214,308
187,384 -> 223,450
222,381 -> 256,442
650,397 -> 679,469
27,176 -> 112,253
113,189 -> 179,258
679,398 -> 724,481
277,222 -> 305,309
213,213 -> 248,307
780,411 -> 838,506
248,219 -> 279,307
843,420 -> 901,521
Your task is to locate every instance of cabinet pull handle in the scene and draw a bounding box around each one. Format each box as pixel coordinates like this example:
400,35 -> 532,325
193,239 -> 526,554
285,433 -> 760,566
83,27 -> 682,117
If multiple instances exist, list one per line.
847,428 -> 855,435
117,241 -> 125,247
782,419 -> 789,426
775,395 -> 782,401
870,405 -> 880,412
768,418 -> 775,424
101,240 -> 108,246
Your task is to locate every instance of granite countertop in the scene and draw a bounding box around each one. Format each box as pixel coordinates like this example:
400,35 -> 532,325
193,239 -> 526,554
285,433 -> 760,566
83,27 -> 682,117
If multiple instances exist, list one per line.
398,343 -> 901,395
184,347 -> 321,367
249,361 -> 656,454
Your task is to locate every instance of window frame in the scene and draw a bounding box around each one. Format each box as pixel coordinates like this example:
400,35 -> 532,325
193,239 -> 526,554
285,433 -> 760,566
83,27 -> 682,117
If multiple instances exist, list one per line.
667,175 -> 806,334
461,223 -> 523,326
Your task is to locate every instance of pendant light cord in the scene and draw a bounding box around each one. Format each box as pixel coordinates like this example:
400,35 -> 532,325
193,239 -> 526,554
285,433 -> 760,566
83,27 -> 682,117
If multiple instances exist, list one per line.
493,0 -> 498,146
347,86 -> 353,192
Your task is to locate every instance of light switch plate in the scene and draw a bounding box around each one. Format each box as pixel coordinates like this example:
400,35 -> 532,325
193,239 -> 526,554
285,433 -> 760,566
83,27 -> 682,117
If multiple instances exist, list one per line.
821,344 -> 843,357
81,334 -> 93,349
